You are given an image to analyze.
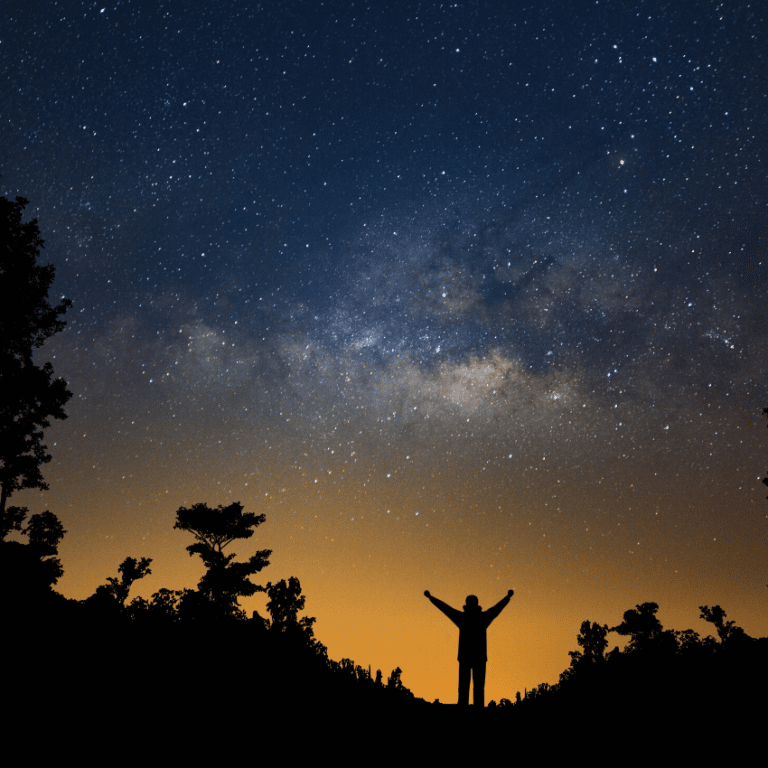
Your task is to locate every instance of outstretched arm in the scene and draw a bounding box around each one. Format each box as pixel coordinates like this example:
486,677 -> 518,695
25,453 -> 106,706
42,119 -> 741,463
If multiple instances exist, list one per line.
484,590 -> 514,625
424,590 -> 462,626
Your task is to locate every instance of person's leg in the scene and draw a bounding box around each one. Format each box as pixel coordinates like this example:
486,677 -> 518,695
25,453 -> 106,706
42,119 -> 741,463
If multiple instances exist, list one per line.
473,661 -> 486,707
458,661 -> 471,705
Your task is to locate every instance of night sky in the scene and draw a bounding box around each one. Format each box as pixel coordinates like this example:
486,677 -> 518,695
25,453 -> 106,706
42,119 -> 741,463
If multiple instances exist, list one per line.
2,1 -> 766,704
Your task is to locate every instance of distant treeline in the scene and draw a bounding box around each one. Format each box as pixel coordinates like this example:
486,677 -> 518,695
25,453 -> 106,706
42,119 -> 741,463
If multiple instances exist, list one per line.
2,501 -> 418,723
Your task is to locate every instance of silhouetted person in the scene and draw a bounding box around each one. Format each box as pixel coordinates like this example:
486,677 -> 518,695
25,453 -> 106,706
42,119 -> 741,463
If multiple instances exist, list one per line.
425,589 -> 513,707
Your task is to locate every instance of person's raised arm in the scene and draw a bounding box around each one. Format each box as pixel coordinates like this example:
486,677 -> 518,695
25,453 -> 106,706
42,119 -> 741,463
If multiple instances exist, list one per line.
424,590 -> 462,625
483,589 -> 514,625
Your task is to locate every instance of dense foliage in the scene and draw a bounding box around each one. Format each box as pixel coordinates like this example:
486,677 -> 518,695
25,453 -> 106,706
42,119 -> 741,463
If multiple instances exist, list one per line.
0,194 -> 71,527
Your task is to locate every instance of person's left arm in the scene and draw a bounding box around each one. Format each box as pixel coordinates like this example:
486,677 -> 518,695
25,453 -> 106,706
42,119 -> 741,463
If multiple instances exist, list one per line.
484,589 -> 514,625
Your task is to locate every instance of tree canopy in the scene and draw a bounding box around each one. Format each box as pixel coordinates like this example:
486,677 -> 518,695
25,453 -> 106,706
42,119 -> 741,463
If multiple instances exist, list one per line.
174,502 -> 271,619
0,193 -> 71,528
609,601 -> 677,655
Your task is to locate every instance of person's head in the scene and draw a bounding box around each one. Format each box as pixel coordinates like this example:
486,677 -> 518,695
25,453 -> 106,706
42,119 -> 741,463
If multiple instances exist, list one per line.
463,595 -> 481,612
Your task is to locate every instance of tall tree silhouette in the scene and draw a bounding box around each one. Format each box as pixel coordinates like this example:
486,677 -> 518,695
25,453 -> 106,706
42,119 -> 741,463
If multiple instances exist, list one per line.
174,502 -> 271,619
0,193 -> 71,534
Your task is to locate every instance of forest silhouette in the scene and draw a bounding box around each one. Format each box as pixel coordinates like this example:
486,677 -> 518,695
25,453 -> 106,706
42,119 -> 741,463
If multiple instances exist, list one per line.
2,191 -> 767,755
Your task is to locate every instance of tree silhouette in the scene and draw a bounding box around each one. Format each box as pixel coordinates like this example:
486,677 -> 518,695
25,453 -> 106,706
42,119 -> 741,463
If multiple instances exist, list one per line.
0,509 -> 67,607
566,620 -> 609,674
97,556 -> 153,607
610,602 -> 676,655
174,502 -> 271,619
611,602 -> 659,653
0,193 -> 71,531
83,556 -> 153,621
386,666 -> 414,697
20,509 -> 66,587
265,576 -> 317,639
23,509 -> 66,553
699,604 -> 746,645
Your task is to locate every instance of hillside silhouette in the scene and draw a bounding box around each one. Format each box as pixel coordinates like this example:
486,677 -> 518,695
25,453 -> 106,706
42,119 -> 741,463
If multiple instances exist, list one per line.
4,502 -> 766,758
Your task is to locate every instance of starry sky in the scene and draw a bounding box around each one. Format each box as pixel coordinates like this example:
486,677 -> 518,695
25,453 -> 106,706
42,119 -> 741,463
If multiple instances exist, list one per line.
2,0 -> 767,704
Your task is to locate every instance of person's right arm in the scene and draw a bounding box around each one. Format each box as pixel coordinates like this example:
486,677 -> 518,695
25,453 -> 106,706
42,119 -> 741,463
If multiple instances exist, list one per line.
424,591 -> 461,625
